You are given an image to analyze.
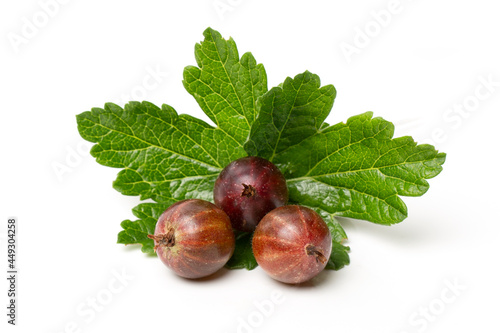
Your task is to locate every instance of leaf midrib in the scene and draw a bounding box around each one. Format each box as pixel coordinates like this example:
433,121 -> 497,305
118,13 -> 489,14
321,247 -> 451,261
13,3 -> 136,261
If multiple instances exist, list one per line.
199,36 -> 251,131
289,158 -> 439,185
288,177 -> 406,217
92,118 -> 222,172
268,80 -> 305,162
118,172 -> 219,185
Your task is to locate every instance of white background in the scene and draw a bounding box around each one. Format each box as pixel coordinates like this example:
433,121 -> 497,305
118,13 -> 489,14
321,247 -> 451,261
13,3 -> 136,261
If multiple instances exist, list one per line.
1,0 -> 499,332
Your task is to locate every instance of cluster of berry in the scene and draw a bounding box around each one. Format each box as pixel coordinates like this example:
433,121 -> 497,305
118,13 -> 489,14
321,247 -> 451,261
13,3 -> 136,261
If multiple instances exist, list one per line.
149,156 -> 332,284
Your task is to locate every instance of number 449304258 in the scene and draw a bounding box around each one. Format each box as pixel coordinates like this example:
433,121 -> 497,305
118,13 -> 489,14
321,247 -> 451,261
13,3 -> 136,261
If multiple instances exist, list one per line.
7,219 -> 16,270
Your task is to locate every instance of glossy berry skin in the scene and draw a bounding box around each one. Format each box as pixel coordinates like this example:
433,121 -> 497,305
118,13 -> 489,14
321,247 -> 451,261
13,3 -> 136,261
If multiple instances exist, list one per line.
252,205 -> 332,284
148,199 -> 235,279
214,156 -> 288,232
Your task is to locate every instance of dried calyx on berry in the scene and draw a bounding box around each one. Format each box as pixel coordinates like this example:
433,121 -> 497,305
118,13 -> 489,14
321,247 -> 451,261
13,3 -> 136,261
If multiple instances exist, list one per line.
214,156 -> 288,232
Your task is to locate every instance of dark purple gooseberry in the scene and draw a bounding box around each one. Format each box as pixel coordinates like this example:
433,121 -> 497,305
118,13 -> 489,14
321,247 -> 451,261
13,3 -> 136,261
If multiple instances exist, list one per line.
213,156 -> 288,232
252,205 -> 332,284
148,199 -> 235,279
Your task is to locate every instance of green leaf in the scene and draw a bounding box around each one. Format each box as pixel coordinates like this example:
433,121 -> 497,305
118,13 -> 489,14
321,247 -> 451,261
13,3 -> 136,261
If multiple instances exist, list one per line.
78,28 -> 271,261
326,241 -> 351,271
277,112 -> 446,225
117,203 -> 170,254
183,27 -> 267,145
77,28 -> 446,273
245,71 -> 335,160
76,101 -> 246,203
78,28 -> 272,261
225,232 -> 258,270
